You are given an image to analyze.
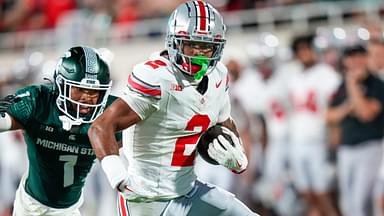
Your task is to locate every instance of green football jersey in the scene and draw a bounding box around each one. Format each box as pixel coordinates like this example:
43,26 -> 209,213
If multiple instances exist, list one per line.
7,84 -> 121,208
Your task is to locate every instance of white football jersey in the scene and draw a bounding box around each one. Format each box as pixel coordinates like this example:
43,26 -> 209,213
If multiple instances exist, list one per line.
231,67 -> 291,143
120,52 -> 231,201
287,63 -> 341,143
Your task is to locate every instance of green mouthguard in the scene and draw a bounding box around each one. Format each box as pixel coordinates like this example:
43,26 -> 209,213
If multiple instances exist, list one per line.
192,55 -> 209,80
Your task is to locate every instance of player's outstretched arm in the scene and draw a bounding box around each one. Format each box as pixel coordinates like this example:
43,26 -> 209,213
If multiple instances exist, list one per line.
88,98 -> 141,189
89,98 -> 141,159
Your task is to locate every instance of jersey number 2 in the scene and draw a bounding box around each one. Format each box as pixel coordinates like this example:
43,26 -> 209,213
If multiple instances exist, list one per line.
59,155 -> 78,187
171,115 -> 210,167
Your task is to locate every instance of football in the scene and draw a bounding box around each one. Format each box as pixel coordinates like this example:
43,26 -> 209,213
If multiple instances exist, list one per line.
197,125 -> 234,165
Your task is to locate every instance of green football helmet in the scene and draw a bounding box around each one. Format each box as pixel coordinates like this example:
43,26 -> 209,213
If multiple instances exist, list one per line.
54,46 -> 112,123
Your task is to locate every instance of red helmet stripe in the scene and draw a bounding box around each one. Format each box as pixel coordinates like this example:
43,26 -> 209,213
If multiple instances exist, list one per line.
197,1 -> 207,31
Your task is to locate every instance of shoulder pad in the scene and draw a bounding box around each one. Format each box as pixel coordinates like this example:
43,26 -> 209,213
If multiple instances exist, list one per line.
127,60 -> 167,98
15,84 -> 51,99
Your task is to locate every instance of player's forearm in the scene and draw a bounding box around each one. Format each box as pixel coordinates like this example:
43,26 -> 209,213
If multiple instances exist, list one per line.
89,122 -> 129,190
88,123 -> 120,160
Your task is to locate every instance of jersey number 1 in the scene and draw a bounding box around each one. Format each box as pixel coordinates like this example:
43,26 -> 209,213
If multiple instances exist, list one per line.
171,115 -> 210,167
59,155 -> 78,187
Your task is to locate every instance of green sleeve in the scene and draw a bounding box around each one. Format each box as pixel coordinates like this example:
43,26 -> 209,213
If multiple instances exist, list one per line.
7,85 -> 40,126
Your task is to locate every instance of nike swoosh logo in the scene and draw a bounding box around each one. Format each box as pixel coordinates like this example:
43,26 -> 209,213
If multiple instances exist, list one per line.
215,80 -> 222,88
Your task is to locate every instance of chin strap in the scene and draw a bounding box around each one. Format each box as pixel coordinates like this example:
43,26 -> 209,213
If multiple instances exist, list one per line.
59,115 -> 82,131
192,55 -> 209,81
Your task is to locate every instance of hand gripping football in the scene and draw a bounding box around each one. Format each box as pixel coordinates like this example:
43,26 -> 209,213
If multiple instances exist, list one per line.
197,125 -> 234,165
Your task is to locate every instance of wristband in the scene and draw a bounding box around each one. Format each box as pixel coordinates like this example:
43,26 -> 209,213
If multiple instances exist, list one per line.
0,113 -> 12,132
100,155 -> 127,189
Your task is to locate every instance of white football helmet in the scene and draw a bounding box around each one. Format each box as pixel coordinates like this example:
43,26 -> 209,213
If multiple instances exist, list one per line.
166,1 -> 226,80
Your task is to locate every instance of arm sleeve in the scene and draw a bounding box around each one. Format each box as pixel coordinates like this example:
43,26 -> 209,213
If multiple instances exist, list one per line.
7,86 -> 37,126
120,66 -> 161,120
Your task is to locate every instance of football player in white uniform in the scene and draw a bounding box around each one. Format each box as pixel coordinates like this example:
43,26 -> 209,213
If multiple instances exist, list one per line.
88,1 -> 258,216
286,34 -> 340,216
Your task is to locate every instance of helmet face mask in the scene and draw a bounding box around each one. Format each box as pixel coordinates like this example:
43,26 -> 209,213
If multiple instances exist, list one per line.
54,46 -> 112,124
166,1 -> 226,80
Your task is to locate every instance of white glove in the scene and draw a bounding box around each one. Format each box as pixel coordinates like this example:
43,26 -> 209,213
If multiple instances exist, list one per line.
207,127 -> 248,173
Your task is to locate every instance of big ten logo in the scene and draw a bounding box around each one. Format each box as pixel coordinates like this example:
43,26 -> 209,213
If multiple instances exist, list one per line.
45,125 -> 54,132
170,83 -> 183,91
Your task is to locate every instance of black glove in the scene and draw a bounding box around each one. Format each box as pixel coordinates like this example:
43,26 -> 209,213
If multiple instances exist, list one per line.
0,95 -> 20,117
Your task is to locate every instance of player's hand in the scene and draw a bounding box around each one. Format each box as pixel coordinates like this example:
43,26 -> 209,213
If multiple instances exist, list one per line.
207,127 -> 248,174
0,95 -> 20,117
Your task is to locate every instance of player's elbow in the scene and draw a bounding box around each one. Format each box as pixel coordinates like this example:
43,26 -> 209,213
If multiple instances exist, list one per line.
88,121 -> 104,139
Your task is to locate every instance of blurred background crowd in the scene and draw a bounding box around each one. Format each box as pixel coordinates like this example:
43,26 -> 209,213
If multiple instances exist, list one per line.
1,0 -> 384,216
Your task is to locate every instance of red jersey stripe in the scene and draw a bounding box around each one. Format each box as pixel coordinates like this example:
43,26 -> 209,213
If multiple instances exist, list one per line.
128,75 -> 161,97
119,194 -> 128,216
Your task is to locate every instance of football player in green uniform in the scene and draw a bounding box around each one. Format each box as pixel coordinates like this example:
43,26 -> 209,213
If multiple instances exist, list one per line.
0,46 -> 121,216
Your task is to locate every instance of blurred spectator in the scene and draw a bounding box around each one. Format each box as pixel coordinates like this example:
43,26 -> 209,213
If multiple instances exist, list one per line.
195,58 -> 256,209
326,45 -> 384,216
135,0 -> 184,18
368,40 -> 384,80
223,57 -> 271,214
1,0 -> 77,32
370,40 -> 384,216
256,57 -> 305,216
228,49 -> 298,215
320,46 -> 341,71
55,0 -> 113,48
286,33 -> 340,216
112,0 -> 138,24
226,58 -> 257,204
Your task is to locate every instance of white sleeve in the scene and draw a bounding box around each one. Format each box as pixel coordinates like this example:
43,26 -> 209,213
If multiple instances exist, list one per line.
121,88 -> 159,120
120,65 -> 162,120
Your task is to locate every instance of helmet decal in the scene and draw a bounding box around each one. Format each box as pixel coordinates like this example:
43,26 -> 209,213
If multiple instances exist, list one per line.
83,46 -> 98,80
195,1 -> 208,32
